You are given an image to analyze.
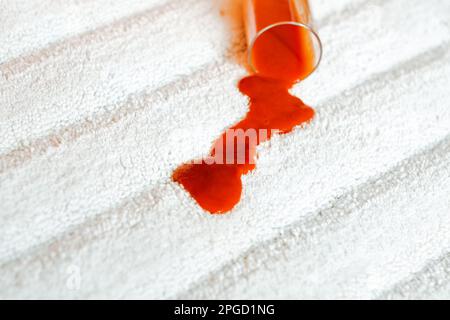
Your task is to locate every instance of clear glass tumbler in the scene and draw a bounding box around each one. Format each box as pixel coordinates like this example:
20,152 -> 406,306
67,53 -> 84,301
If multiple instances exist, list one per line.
243,0 -> 322,81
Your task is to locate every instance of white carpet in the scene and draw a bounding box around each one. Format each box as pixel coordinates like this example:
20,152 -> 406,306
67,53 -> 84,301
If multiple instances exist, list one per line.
0,0 -> 450,299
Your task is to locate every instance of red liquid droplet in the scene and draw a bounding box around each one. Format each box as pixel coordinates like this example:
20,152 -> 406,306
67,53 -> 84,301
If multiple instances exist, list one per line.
172,1 -> 316,214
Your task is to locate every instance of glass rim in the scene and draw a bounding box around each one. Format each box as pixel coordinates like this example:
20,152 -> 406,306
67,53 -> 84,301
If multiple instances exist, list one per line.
247,21 -> 323,81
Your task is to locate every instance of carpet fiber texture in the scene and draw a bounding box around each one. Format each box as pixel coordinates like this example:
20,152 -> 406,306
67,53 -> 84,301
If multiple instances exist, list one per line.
0,0 -> 450,299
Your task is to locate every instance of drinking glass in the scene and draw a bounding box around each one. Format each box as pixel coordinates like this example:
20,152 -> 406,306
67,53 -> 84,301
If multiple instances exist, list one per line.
243,0 -> 322,81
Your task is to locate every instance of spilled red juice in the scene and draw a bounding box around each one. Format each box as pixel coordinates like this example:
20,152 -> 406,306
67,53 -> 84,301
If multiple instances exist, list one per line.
172,0 -> 318,213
